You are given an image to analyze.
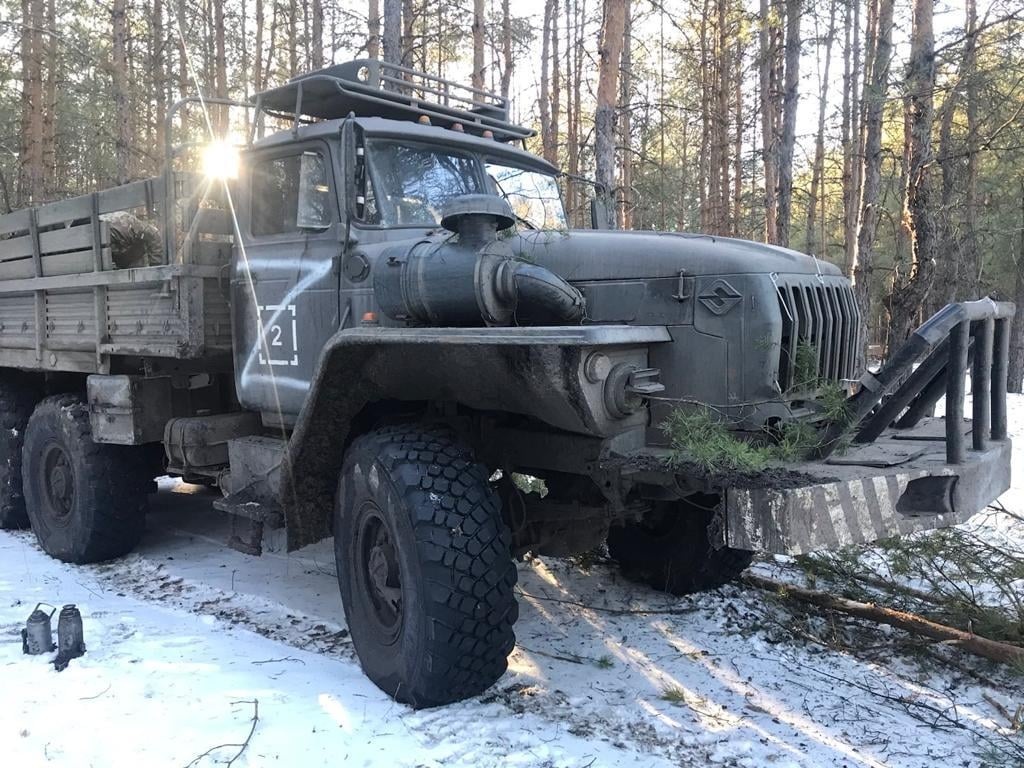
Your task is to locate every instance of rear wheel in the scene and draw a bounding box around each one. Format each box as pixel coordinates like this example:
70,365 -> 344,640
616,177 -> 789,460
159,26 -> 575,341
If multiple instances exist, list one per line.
608,497 -> 753,595
23,394 -> 150,564
0,372 -> 39,529
334,424 -> 518,708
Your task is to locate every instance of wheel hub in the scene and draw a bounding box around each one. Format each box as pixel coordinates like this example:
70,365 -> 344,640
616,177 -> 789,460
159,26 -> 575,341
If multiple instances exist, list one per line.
42,444 -> 74,519
358,509 -> 402,632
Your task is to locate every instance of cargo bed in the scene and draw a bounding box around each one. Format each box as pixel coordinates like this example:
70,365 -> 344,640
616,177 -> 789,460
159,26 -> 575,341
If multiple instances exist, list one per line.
0,173 -> 233,373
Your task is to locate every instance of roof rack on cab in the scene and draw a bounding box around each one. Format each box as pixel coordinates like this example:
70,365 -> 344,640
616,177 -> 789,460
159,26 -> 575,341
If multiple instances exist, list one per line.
254,59 -> 533,143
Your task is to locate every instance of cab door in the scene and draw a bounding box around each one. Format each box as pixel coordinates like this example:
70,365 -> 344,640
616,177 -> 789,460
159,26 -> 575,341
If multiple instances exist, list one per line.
231,141 -> 341,424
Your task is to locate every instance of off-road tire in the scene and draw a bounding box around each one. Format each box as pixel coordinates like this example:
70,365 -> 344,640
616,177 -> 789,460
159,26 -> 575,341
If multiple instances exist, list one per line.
608,499 -> 753,595
334,424 -> 518,708
0,372 -> 39,529
23,394 -> 150,564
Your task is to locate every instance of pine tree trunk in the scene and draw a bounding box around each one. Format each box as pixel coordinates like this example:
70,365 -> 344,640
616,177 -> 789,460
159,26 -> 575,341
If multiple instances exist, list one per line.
540,0 -> 555,163
401,0 -> 414,69
500,0 -> 513,100
368,0 -> 381,58
254,0 -> 265,92
806,0 -> 836,256
311,0 -> 324,69
699,1 -> 711,231
382,0 -> 401,65
732,34 -> 743,237
595,0 -> 626,229
842,0 -> 862,277
112,0 -> 130,185
619,0 -> 633,229
887,0 -> 937,347
853,0 -> 894,355
962,0 -> 980,298
472,0 -> 485,91
213,0 -> 228,132
154,0 -> 167,166
1009,181 -> 1024,393
19,0 -> 44,204
550,0 -> 561,166
288,0 -> 299,76
758,0 -> 779,243
775,0 -> 801,247
41,0 -> 56,195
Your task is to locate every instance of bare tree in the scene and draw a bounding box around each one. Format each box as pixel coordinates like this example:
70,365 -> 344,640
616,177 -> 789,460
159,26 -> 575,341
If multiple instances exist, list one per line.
595,0 -> 626,228
775,0 -> 801,247
842,0 -> 862,276
19,0 -> 45,204
382,0 -> 401,65
806,0 -> 837,256
1009,181 -> 1024,393
540,0 -> 554,161
619,0 -> 633,229
368,0 -> 381,58
853,0 -> 894,351
499,0 -> 513,100
472,0 -> 485,91
311,0 -> 324,69
887,0 -> 937,346
112,0 -> 130,184
758,0 -> 780,243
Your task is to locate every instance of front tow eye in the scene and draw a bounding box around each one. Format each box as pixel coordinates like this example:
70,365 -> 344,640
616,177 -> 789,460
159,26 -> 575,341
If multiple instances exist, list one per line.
604,364 -> 665,418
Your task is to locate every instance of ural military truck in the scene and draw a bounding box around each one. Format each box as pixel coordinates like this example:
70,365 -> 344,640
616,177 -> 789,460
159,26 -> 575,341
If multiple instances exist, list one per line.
0,60 -> 1013,707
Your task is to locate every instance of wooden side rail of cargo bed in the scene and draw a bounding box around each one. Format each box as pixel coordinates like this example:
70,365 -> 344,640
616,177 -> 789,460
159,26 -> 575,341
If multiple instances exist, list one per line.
0,175 -> 235,374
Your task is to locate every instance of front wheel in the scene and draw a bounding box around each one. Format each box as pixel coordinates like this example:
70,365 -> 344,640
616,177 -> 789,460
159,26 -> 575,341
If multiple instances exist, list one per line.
334,424 -> 518,708
608,497 -> 753,595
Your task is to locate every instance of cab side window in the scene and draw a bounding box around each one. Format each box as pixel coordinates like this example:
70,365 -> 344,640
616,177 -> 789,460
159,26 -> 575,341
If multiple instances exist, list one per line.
251,151 -> 332,236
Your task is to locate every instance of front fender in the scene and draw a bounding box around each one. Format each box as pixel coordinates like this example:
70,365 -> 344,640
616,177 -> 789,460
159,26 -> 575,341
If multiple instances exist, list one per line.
280,325 -> 670,549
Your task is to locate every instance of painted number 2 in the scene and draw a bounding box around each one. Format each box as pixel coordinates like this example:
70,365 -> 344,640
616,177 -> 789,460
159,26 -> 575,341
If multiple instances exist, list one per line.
256,304 -> 299,366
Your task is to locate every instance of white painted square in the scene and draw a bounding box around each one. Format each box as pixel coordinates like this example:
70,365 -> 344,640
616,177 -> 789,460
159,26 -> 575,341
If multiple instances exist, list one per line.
256,304 -> 299,366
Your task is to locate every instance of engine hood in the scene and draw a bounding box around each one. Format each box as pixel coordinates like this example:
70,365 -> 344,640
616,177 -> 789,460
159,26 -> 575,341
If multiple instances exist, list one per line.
511,229 -> 842,281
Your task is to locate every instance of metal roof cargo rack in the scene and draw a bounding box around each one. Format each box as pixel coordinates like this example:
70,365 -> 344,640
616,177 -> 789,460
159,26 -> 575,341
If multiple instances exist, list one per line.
254,59 -> 533,142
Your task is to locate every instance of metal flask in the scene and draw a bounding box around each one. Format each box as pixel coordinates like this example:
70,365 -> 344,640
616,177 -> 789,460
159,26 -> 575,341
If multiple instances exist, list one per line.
21,604 -> 56,655
53,604 -> 86,671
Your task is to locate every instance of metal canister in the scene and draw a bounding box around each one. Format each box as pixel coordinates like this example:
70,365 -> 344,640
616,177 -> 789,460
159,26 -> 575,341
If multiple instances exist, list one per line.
53,604 -> 86,671
21,603 -> 56,655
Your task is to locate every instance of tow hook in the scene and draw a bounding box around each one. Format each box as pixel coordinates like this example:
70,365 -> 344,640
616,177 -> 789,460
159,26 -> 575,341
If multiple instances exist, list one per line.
604,364 -> 665,418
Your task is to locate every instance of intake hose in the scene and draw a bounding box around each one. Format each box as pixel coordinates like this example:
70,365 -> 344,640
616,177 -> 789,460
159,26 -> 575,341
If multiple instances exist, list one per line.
496,260 -> 586,325
374,195 -> 585,327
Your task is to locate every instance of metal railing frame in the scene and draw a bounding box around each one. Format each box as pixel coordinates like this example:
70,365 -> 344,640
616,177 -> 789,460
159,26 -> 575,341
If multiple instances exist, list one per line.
815,298 -> 1015,464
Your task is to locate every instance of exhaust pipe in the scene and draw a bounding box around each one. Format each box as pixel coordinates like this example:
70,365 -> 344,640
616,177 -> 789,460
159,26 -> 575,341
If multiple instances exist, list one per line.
375,195 -> 584,327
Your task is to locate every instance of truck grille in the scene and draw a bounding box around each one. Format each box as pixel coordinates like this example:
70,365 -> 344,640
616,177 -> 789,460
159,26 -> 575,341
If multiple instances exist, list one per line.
775,275 -> 860,391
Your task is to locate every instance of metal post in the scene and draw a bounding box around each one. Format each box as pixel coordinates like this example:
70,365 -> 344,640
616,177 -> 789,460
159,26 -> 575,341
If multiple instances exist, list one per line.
992,317 -> 1010,440
972,318 -> 993,450
947,320 -> 969,464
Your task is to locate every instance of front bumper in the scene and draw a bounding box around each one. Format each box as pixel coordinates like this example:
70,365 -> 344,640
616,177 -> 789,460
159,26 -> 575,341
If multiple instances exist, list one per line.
724,418 -> 1011,555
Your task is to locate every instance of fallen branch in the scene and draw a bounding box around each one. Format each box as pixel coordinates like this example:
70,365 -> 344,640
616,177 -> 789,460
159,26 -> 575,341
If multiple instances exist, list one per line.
744,573 -> 1024,667
184,699 -> 259,768
517,644 -> 585,665
516,588 -> 698,616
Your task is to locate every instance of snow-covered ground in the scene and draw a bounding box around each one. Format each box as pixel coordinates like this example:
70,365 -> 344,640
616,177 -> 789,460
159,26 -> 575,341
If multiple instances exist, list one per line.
3,401 -> 1024,767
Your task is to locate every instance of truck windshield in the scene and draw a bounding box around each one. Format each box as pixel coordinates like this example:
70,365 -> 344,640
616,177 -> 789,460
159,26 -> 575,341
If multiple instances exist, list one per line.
485,163 -> 567,230
365,141 -> 481,226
